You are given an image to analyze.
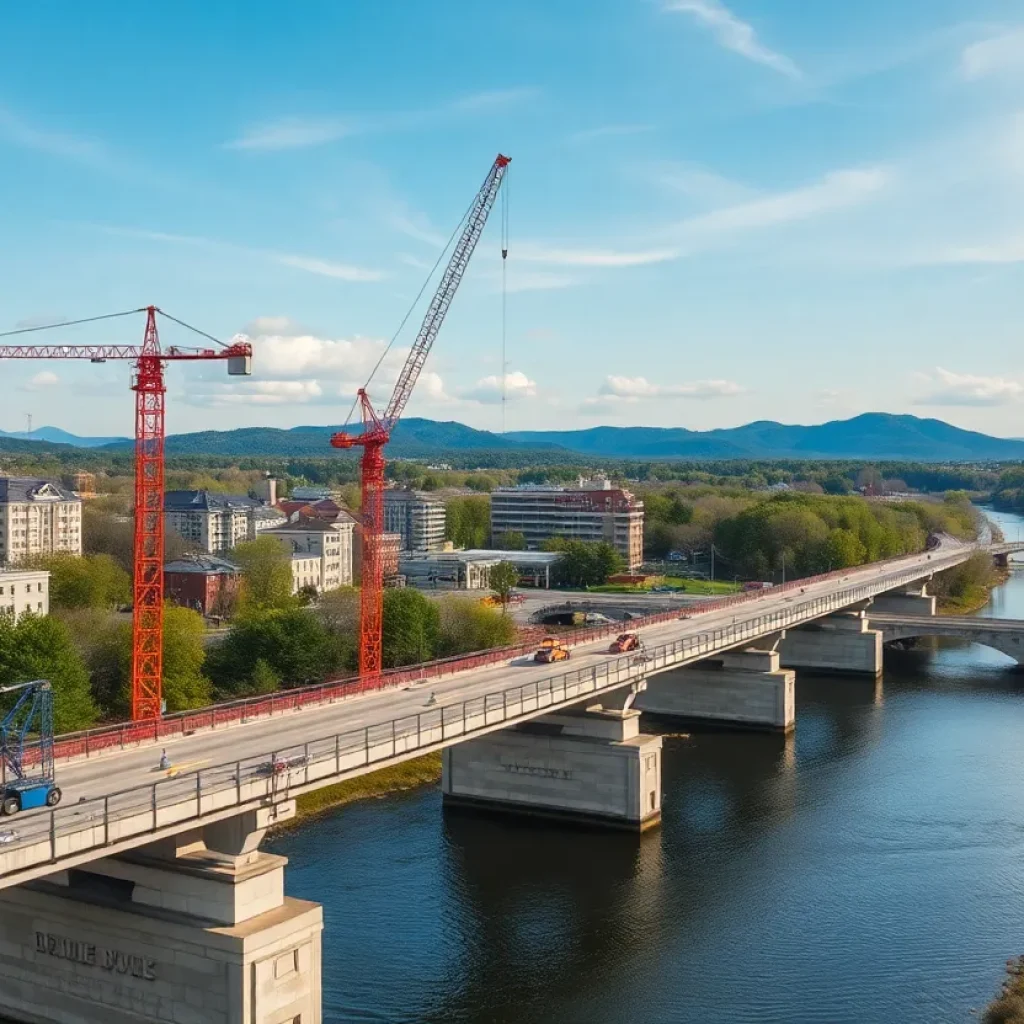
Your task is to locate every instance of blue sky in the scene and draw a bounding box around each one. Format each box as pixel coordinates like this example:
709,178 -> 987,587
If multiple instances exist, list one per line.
1,0 -> 1023,439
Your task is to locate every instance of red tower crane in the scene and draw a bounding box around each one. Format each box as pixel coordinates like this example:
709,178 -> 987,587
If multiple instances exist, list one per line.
0,306 -> 252,720
332,153 -> 510,679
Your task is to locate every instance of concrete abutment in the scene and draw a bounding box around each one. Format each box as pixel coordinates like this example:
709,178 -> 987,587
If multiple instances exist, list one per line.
0,800 -> 322,1024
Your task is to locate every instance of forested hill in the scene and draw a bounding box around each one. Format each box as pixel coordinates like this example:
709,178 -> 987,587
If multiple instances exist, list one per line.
2,413 -> 1023,461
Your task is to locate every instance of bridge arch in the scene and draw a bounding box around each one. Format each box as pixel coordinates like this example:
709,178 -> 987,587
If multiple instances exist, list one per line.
880,627 -> 1023,665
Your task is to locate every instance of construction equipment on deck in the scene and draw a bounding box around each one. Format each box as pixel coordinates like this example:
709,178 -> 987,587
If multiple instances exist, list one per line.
0,680 -> 59,815
0,308 -> 253,721
331,153 -> 511,679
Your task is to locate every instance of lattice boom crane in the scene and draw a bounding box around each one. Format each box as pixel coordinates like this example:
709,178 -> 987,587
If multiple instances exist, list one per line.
332,153 -> 510,678
0,306 -> 252,721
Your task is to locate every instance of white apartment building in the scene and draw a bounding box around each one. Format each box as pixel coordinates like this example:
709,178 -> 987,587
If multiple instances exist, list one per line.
0,478 -> 82,564
264,517 -> 355,593
0,568 -> 50,620
490,479 -> 645,571
290,554 -> 322,595
164,491 -> 286,555
383,488 -> 447,552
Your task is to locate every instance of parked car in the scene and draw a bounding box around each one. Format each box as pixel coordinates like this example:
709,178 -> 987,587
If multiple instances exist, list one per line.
535,642 -> 571,664
609,632 -> 640,653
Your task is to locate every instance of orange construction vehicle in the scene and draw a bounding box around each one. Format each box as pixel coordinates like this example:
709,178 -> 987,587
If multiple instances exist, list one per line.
535,639 -> 571,664
609,632 -> 640,653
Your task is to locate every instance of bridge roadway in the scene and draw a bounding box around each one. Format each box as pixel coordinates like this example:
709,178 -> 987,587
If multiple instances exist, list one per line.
0,540 -> 1012,888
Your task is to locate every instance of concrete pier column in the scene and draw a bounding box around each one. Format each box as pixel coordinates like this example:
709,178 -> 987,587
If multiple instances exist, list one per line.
635,645 -> 795,732
870,584 -> 936,616
443,707 -> 662,831
0,800 -> 322,1024
780,611 -> 883,677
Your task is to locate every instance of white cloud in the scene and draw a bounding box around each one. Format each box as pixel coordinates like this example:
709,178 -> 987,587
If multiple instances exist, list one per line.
914,367 -> 1024,407
386,207 -> 446,248
663,0 -> 801,80
243,331 -> 405,381
515,244 -> 678,268
98,225 -> 386,283
19,371 -> 59,393
930,238 -> 1024,265
674,167 -> 890,240
961,29 -> 1024,80
461,371 -> 537,404
448,87 -> 539,112
224,117 -> 352,152
189,380 -> 326,407
599,375 -> 745,399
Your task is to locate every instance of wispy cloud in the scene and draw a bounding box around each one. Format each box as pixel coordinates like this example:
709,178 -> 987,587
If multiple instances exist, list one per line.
19,371 -> 60,393
663,0 -> 801,80
914,367 -> 1024,407
98,225 -> 386,282
224,117 -> 353,152
670,166 -> 890,243
225,87 -> 538,152
961,28 -> 1024,80
568,124 -> 655,145
386,207 -> 447,248
648,161 -> 756,206
515,244 -> 678,268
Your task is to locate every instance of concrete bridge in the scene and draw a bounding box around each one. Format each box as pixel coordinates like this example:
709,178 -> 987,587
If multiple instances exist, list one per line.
870,612 -> 1024,664
0,539 -> 1020,1024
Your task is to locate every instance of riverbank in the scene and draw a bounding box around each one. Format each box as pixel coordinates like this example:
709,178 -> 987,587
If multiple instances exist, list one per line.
984,957 -> 1024,1023
276,753 -> 443,828
937,564 -> 1011,615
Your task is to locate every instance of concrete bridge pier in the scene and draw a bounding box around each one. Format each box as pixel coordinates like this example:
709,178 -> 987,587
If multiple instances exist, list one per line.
870,583 -> 936,617
0,800 -> 322,1024
442,706 -> 662,831
634,642 -> 795,733
780,611 -> 883,677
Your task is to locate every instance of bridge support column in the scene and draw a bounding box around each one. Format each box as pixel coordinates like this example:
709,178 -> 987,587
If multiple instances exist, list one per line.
0,800 -> 322,1024
442,707 -> 662,831
871,584 -> 936,617
780,612 -> 883,677
635,645 -> 795,732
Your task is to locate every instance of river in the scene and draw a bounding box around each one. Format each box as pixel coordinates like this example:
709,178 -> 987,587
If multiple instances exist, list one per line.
269,508 -> 1024,1024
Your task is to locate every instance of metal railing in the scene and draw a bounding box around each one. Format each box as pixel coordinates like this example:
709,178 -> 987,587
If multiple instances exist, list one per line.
44,543 -> 987,766
0,549 -> 970,884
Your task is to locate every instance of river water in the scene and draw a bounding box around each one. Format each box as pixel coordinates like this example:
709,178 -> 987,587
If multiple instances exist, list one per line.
269,508 -> 1024,1024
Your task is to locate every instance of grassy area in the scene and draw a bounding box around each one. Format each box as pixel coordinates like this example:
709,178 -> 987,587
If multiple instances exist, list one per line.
589,577 -> 741,596
285,752 -> 443,824
937,565 -> 1010,615
984,957 -> 1024,1023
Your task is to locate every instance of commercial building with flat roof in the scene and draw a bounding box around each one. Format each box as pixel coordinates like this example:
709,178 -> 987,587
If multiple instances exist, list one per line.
399,549 -> 560,590
490,479 -> 644,570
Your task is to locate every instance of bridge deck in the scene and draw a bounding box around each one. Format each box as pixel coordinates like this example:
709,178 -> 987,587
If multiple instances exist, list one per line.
0,542 -> 1002,887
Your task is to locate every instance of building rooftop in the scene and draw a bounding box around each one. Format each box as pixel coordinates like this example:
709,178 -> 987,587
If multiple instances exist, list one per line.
164,555 -> 240,575
164,490 -> 265,512
0,477 -> 79,503
265,515 -> 354,534
401,549 -> 561,566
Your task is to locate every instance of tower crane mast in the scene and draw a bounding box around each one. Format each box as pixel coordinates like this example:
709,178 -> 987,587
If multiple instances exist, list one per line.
332,153 -> 510,679
0,307 -> 252,721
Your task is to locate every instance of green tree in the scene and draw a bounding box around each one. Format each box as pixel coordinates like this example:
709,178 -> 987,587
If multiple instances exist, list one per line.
0,614 -> 97,732
552,540 -> 623,587
488,561 -> 519,613
445,496 -> 490,548
232,536 -> 294,612
437,597 -> 516,656
31,553 -> 131,610
382,589 -> 440,667
161,604 -> 212,712
824,527 -> 867,569
246,658 -> 282,696
495,530 -> 526,551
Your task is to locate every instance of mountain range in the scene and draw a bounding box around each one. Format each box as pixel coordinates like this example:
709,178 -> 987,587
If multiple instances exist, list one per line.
1,414 -> 1023,462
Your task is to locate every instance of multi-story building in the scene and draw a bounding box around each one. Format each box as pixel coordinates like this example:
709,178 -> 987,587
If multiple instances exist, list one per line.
263,516 -> 355,593
490,478 -> 644,570
0,478 -> 82,563
164,491 -> 286,555
383,488 -> 446,552
290,553 -> 322,595
0,568 -> 49,620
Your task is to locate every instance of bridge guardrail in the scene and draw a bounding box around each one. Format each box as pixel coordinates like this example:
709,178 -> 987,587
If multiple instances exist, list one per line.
44,544 -> 984,766
0,550 -> 972,884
